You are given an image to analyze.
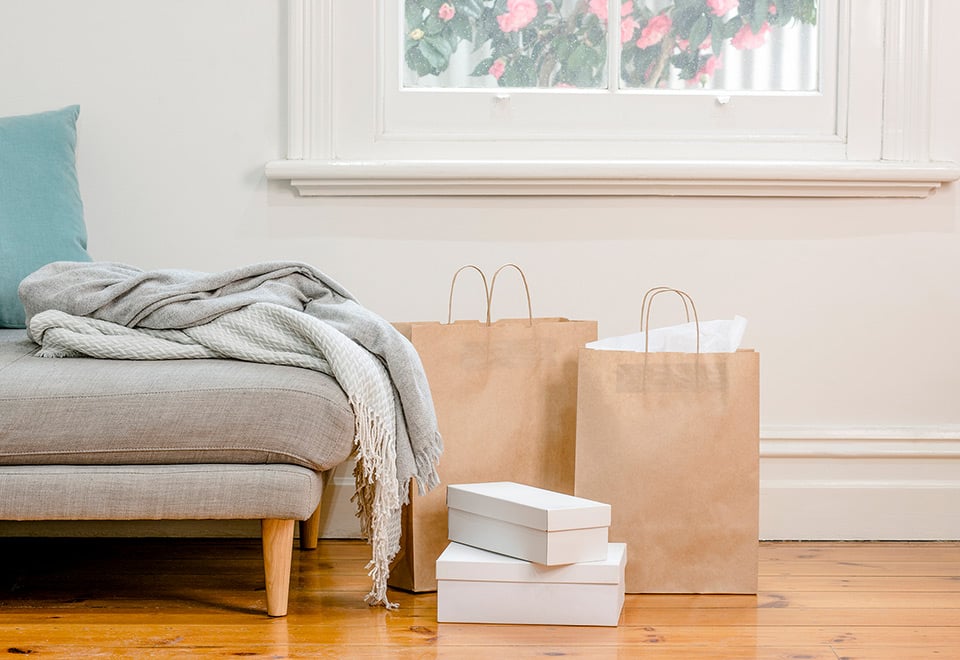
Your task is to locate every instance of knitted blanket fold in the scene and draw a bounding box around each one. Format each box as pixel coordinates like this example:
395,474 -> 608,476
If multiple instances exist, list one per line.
19,261 -> 443,608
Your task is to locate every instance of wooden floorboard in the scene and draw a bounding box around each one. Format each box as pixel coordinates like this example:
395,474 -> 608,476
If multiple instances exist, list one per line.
0,539 -> 957,658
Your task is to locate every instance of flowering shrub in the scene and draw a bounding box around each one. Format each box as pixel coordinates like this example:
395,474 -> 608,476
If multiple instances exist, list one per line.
404,0 -> 817,88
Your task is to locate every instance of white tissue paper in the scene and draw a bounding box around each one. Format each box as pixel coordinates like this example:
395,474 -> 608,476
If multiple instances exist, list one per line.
586,316 -> 748,354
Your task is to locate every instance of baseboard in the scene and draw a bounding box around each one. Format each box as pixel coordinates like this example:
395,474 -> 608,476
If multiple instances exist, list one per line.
760,425 -> 960,540
334,425 -> 960,541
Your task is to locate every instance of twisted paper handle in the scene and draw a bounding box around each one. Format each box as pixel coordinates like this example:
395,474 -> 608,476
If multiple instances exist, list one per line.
489,263 -> 534,327
447,264 -> 490,325
640,287 -> 700,354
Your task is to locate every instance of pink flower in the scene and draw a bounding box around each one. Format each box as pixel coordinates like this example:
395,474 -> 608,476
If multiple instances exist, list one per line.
621,16 -> 639,43
635,13 -> 672,49
589,0 -> 632,23
497,0 -> 539,33
587,0 -> 607,20
438,3 -> 455,21
698,54 -> 722,77
731,21 -> 770,50
706,0 -> 738,17
768,3 -> 777,14
488,59 -> 506,79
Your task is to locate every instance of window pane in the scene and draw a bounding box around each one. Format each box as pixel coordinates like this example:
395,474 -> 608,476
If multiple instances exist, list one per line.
402,0 -> 609,89
620,0 -> 819,91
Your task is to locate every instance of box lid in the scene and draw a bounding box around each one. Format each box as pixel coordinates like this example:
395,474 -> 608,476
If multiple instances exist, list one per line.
447,482 -> 611,532
437,541 -> 626,584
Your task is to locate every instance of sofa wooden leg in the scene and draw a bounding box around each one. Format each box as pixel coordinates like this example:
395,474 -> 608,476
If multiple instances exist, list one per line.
299,506 -> 322,551
299,469 -> 331,551
261,518 -> 295,617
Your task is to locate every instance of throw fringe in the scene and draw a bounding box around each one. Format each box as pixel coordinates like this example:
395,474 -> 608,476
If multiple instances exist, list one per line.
418,431 -> 443,495
350,401 -> 401,610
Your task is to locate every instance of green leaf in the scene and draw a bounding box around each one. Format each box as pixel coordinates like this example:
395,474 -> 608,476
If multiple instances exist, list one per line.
405,1 -> 425,30
417,38 -> 448,70
587,23 -> 605,48
798,0 -> 817,24
711,22 -> 724,55
499,55 -> 537,87
552,35 -> 575,63
563,44 -> 603,87
476,8 -> 500,49
424,15 -> 444,36
672,6 -> 702,36
425,34 -> 454,58
405,46 -> 434,77
449,13 -> 473,41
688,14 -> 711,51
671,50 -> 699,79
720,16 -> 742,39
567,43 -> 600,70
458,0 -> 484,19
470,57 -> 496,77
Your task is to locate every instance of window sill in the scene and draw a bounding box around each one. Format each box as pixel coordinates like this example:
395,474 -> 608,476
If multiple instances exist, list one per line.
265,159 -> 960,198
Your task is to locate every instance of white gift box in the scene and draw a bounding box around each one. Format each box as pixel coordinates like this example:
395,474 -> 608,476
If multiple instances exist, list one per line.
436,541 -> 627,626
446,481 -> 611,565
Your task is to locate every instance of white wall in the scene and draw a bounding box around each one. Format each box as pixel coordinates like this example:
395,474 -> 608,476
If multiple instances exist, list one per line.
2,0 -> 959,539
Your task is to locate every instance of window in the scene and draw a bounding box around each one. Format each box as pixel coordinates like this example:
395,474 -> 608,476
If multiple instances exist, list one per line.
266,0 -> 959,197
403,0 -> 819,92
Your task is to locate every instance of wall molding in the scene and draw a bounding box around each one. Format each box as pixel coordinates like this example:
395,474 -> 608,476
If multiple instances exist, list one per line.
266,158 -> 959,198
761,424 -> 960,458
760,425 -> 960,541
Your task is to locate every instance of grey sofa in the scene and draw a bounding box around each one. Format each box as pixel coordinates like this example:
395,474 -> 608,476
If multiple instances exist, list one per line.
0,328 -> 356,616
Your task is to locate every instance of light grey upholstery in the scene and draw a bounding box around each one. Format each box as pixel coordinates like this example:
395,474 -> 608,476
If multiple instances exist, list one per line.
0,329 -> 355,470
0,464 -> 323,521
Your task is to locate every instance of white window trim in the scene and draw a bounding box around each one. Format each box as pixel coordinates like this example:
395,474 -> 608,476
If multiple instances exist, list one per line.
265,0 -> 959,198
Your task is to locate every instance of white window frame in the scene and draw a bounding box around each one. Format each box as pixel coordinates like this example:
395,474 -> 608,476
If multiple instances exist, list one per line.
380,0 -> 839,158
265,0 -> 959,197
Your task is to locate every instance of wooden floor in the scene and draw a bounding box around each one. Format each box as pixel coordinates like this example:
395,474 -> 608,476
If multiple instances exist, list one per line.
0,539 -> 957,658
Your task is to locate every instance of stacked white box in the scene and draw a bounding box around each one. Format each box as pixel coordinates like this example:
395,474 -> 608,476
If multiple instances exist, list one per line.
446,481 -> 611,565
438,482 -> 624,626
437,541 -> 627,626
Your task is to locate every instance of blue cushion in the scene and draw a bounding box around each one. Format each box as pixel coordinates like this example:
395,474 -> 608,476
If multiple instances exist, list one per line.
0,106 -> 91,328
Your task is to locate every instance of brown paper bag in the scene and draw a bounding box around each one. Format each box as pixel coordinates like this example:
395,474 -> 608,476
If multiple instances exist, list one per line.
575,288 -> 759,594
389,265 -> 598,592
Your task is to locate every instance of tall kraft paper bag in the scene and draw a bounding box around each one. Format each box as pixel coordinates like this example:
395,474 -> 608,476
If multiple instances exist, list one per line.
575,288 -> 760,594
389,265 -> 597,592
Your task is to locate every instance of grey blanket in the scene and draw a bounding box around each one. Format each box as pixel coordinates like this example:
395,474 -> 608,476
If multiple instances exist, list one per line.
20,259 -> 442,503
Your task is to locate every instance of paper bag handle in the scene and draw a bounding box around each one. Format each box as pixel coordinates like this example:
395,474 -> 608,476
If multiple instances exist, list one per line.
447,265 -> 491,325
641,287 -> 700,353
640,286 -> 691,330
488,263 -> 534,327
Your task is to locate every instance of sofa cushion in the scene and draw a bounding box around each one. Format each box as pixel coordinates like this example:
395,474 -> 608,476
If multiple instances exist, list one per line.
0,464 -> 324,521
0,330 -> 355,470
0,106 -> 92,329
